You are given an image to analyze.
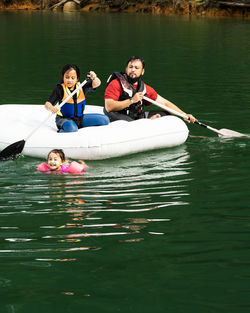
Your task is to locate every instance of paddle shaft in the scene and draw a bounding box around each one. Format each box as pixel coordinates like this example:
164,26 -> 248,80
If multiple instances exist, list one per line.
193,120 -> 223,135
25,79 -> 89,142
143,96 -> 224,136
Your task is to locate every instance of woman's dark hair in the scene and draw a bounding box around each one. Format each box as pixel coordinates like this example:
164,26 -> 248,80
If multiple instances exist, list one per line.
48,149 -> 66,162
126,56 -> 145,69
61,64 -> 80,81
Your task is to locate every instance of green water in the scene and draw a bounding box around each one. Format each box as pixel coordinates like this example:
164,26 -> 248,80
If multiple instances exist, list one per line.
0,11 -> 250,313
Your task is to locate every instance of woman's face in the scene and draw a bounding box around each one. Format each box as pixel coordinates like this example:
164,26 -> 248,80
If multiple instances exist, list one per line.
63,69 -> 78,90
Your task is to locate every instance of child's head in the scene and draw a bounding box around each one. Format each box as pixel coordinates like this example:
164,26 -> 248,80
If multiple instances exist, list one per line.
47,149 -> 65,171
61,64 -> 80,89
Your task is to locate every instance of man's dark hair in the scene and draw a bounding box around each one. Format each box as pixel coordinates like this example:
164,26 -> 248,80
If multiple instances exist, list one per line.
61,64 -> 80,81
126,56 -> 145,69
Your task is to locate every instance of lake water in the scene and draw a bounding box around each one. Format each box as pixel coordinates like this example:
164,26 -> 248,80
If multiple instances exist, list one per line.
0,10 -> 250,313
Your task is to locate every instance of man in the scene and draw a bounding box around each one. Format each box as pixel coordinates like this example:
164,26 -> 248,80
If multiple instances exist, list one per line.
104,56 -> 196,123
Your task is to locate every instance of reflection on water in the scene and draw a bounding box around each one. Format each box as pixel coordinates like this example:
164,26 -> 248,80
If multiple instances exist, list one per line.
0,147 -> 190,264
1,135 -> 250,312
0,148 -> 193,311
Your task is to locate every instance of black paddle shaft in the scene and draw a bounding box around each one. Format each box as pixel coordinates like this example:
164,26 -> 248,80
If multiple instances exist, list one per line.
194,120 -> 208,129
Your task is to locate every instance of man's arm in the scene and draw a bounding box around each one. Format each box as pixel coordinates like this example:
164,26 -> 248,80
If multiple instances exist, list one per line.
156,94 -> 196,122
105,98 -> 132,112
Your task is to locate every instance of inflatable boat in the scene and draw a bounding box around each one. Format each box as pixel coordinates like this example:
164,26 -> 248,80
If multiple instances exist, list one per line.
0,104 -> 189,160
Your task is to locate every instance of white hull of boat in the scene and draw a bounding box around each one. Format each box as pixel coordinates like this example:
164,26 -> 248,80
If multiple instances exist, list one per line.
0,104 -> 189,160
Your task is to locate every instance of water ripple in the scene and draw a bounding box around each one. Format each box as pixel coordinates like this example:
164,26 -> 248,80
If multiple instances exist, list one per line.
0,149 -> 190,262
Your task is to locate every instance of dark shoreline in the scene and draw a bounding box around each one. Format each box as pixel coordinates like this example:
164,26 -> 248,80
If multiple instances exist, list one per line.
1,0 -> 250,18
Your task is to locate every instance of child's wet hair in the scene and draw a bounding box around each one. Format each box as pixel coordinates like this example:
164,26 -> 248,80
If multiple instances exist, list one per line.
61,64 -> 80,81
48,149 -> 65,162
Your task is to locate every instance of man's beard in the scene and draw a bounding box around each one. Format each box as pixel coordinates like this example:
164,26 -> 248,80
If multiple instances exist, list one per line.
127,75 -> 141,84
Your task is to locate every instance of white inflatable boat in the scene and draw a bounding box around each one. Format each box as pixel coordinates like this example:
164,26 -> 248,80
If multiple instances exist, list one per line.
0,104 -> 189,160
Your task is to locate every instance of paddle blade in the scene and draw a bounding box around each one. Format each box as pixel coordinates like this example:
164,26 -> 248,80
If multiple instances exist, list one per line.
0,140 -> 25,161
218,129 -> 247,138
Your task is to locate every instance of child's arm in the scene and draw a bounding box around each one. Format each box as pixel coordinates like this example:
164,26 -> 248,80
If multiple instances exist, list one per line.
44,85 -> 63,114
37,163 -> 51,172
79,160 -> 88,168
88,71 -> 101,89
45,101 -> 59,114
67,161 -> 87,173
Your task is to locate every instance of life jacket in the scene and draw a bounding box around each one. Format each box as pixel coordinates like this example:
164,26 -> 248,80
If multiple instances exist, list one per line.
57,82 -> 86,119
106,72 -> 147,119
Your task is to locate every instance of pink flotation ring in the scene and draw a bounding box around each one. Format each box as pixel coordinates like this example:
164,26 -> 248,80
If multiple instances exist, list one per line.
36,163 -> 51,172
62,161 -> 86,174
37,161 -> 86,174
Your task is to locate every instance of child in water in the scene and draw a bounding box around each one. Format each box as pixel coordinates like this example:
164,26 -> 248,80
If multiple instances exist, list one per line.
45,64 -> 109,132
37,149 -> 87,174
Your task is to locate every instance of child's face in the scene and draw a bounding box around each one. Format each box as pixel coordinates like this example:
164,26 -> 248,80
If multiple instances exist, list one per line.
48,152 -> 63,171
63,69 -> 78,90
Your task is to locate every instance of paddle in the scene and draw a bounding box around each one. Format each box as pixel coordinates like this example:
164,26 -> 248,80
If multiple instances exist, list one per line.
143,96 -> 246,138
0,78 -> 90,161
